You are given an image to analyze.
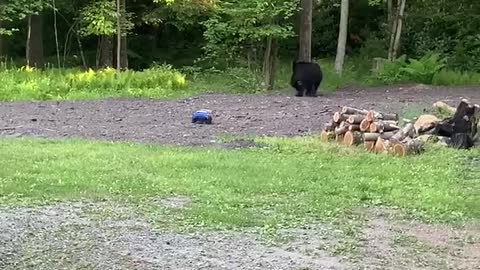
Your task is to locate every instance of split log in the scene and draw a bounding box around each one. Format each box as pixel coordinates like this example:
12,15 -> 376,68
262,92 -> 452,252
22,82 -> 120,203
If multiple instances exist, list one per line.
339,121 -> 349,128
363,131 -> 396,142
392,139 -> 425,157
341,106 -> 369,115
320,130 -> 335,142
360,119 -> 370,132
364,141 -> 376,152
390,123 -> 415,143
363,133 -> 380,142
336,134 -> 345,144
347,115 -> 365,124
365,111 -> 376,122
348,124 -> 361,131
414,114 -> 439,134
366,110 -> 399,122
369,121 -> 400,133
374,137 -> 393,153
335,125 -> 349,135
333,112 -> 349,123
343,131 -> 363,146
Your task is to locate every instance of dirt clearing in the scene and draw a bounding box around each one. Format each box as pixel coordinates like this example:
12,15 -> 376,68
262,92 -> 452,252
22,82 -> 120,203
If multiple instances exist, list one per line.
0,85 -> 479,147
0,202 -> 478,270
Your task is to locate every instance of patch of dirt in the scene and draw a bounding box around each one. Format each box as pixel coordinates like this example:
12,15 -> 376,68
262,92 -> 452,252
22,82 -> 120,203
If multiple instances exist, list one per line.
157,195 -> 192,209
0,202 -> 347,270
0,85 -> 479,147
356,208 -> 480,270
1,203 -> 479,269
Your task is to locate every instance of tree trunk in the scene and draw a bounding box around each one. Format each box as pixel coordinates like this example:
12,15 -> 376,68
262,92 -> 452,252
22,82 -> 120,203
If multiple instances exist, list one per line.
121,36 -> 128,69
387,0 -> 399,60
98,35 -> 113,68
0,22 -> 3,58
120,0 -> 128,69
52,0 -> 61,68
262,37 -> 278,91
75,24 -> 87,69
334,0 -> 349,74
298,0 -> 312,62
26,14 -> 44,68
391,0 -> 406,60
116,0 -> 121,71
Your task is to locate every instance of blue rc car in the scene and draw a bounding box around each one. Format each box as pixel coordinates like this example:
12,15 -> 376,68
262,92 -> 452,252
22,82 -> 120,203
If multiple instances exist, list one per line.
192,109 -> 213,124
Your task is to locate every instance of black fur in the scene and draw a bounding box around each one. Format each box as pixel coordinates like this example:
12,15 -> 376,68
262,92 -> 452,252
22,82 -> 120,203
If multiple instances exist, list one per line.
290,61 -> 323,97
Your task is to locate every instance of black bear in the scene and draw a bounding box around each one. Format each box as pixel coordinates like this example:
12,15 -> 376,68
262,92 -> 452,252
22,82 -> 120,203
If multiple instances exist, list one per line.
290,61 -> 323,97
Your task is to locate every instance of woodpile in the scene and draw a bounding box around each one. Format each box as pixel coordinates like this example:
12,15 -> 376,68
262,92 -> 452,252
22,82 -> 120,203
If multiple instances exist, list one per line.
320,99 -> 479,156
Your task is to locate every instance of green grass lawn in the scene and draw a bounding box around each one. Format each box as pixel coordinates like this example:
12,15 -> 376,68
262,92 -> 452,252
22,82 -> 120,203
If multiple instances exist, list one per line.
1,137 -> 478,230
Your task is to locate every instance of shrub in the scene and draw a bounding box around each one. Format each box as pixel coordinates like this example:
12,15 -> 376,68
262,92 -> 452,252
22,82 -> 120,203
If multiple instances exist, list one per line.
0,64 -> 188,101
376,52 -> 447,84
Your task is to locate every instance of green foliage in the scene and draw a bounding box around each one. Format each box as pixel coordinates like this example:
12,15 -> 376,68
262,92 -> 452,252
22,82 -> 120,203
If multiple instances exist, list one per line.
79,0 -> 118,36
376,53 -> 447,84
400,53 -> 446,84
202,0 -> 298,64
403,1 -> 480,71
0,137 -> 478,227
144,0 -> 216,28
0,65 -> 189,101
78,0 -> 134,37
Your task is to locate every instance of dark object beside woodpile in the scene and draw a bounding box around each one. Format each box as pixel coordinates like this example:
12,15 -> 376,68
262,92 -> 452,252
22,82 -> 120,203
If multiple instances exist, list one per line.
320,99 -> 479,156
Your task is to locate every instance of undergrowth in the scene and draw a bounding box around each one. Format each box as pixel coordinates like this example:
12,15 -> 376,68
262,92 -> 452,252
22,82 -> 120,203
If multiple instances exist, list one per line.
0,53 -> 479,102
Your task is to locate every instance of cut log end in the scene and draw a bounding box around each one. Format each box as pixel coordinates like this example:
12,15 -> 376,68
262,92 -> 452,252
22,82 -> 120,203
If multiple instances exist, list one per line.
392,139 -> 425,157
320,130 -> 335,142
360,119 -> 370,132
347,115 -> 365,124
333,112 -> 349,123
336,134 -> 345,144
343,131 -> 363,146
374,137 -> 392,154
364,141 -> 376,152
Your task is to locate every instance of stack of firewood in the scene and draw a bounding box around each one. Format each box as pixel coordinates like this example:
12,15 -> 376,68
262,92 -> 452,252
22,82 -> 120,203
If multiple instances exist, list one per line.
320,106 -> 425,156
320,99 -> 479,156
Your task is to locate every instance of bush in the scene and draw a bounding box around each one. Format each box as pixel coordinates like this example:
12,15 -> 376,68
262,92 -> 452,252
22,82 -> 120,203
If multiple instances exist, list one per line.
376,52 -> 447,84
0,64 -> 188,101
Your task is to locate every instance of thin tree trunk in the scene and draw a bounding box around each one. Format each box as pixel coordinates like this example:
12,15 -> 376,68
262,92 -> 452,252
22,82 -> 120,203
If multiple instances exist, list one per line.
52,0 -> 61,68
26,14 -> 44,68
75,24 -> 87,69
120,0 -> 128,69
120,36 -> 127,69
387,0 -> 393,29
298,0 -> 312,62
334,0 -> 349,74
263,37 -> 273,90
388,0 -> 400,60
391,0 -> 406,60
116,0 -> 121,71
0,21 -> 3,57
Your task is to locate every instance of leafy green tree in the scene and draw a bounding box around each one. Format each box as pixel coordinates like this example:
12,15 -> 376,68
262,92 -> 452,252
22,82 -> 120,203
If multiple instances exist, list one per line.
203,0 -> 299,89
